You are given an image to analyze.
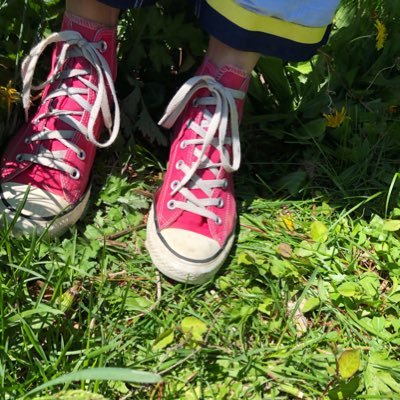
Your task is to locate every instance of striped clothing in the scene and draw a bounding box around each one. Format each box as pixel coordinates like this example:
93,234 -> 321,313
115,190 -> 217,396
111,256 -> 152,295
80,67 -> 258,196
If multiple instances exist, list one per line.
98,0 -> 340,60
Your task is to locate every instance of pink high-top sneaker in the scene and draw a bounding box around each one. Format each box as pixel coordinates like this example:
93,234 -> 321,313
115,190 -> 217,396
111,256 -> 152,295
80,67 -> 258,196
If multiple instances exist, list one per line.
0,12 -> 119,236
146,58 -> 249,284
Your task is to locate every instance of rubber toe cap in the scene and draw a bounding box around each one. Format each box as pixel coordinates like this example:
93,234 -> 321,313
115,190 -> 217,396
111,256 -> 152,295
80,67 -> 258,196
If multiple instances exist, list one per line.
160,228 -> 221,262
0,182 -> 70,221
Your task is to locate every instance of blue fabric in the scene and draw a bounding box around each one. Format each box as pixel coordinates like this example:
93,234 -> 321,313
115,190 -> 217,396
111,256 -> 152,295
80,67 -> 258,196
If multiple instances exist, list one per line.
197,1 -> 332,61
235,0 -> 340,27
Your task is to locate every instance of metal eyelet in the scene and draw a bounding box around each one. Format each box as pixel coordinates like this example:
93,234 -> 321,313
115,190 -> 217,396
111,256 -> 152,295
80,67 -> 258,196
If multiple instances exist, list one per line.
167,200 -> 176,210
176,160 -> 184,170
215,217 -> 222,225
192,98 -> 199,107
222,179 -> 228,189
180,141 -> 187,149
78,150 -> 86,160
24,138 -> 31,144
170,180 -> 180,190
70,169 -> 80,180
99,41 -> 107,53
16,154 -> 23,162
217,198 -> 224,208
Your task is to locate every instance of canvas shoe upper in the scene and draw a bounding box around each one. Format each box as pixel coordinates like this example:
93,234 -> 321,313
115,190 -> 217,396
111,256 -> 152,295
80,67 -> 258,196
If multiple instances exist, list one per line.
146,58 -> 249,284
0,13 -> 119,236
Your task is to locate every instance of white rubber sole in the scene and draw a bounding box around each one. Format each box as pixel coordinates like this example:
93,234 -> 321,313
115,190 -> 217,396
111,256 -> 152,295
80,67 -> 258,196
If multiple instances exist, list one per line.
0,186 -> 91,238
146,204 -> 234,285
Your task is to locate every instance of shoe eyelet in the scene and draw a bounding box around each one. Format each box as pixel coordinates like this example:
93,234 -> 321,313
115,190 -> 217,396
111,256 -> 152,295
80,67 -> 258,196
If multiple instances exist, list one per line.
99,41 -> 107,53
180,141 -> 187,149
170,180 -> 180,190
16,154 -> 23,162
78,150 -> 86,160
176,160 -> 184,170
186,118 -> 193,129
167,200 -> 176,210
222,179 -> 228,189
217,198 -> 224,208
215,217 -> 222,225
192,98 -> 199,107
70,169 -> 80,180
24,138 -> 31,144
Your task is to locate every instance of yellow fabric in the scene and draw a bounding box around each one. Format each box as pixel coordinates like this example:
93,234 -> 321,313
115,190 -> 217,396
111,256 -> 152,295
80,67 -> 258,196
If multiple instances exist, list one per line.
206,0 -> 328,44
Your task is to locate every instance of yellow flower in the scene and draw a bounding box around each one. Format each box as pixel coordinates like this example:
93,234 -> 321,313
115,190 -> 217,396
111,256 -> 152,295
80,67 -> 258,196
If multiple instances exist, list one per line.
375,19 -> 387,51
323,106 -> 347,128
279,214 -> 295,232
0,81 -> 20,114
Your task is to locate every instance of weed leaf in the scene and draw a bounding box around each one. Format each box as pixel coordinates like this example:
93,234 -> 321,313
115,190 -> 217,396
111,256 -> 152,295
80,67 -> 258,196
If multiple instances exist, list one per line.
302,297 -> 320,313
337,282 -> 358,297
311,221 -> 329,242
338,349 -> 361,379
181,316 -> 208,343
153,328 -> 175,350
383,219 -> 400,231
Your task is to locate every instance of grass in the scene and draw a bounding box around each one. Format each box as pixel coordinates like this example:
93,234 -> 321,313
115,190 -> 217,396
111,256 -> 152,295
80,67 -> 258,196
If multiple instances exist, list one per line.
2,0 -> 400,399
2,145 -> 400,399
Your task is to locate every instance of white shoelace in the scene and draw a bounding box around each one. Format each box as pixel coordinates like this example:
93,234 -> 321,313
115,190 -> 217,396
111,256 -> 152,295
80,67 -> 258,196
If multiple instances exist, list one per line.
17,31 -> 120,179
159,75 -> 245,224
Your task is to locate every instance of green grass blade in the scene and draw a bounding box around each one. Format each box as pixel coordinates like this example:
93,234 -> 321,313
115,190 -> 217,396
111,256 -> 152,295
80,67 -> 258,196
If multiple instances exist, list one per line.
385,172 -> 399,218
23,367 -> 162,399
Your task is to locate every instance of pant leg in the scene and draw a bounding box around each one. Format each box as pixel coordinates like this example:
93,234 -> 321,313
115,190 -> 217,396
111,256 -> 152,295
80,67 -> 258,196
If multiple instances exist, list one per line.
194,0 -> 341,61
97,0 -> 155,9
235,1 -> 340,27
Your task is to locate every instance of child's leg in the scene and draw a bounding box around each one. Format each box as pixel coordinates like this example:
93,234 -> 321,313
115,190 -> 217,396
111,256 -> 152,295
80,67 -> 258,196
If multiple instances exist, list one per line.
0,1 -> 130,236
146,0 -> 340,284
206,36 -> 260,74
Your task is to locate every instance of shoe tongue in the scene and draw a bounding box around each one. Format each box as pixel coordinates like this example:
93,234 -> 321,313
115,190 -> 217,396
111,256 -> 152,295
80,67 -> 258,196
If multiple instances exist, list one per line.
196,59 -> 250,92
196,59 -> 249,121
61,12 -> 117,77
62,12 -> 111,42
